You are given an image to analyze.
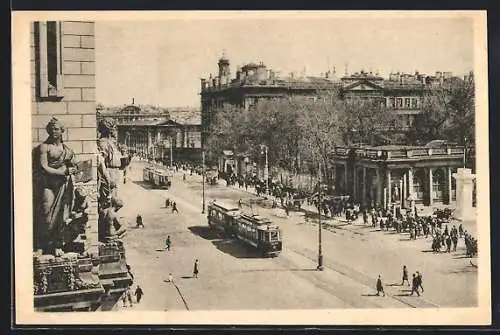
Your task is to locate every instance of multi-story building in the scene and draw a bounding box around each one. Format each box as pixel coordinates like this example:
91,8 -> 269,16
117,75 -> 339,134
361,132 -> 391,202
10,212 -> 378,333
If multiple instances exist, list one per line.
200,56 -> 469,144
200,55 -> 338,146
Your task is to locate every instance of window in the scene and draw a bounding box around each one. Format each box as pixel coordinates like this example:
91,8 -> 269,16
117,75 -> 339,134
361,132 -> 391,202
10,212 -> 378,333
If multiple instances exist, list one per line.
404,98 -> 411,108
411,98 -> 418,109
396,98 -> 403,108
34,21 -> 63,99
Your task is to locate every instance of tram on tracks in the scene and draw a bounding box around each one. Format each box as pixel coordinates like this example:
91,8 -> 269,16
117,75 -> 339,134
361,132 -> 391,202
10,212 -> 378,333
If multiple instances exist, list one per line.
207,201 -> 282,257
142,165 -> 172,189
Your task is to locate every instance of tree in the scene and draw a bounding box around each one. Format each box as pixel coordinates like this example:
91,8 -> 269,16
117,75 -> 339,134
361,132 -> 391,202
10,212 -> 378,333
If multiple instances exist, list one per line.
408,74 -> 475,146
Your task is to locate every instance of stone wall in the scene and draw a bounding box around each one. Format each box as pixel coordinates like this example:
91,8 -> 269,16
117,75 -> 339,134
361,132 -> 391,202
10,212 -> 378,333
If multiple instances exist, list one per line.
31,21 -> 98,249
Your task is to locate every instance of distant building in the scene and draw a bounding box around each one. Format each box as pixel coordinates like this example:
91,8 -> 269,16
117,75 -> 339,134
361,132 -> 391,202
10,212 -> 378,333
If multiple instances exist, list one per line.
331,143 -> 465,208
99,104 -> 202,162
200,55 -> 469,145
200,55 -> 338,145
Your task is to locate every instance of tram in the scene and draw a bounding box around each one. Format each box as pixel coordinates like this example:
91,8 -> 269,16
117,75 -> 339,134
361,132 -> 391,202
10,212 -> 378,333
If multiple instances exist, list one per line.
142,166 -> 172,189
233,214 -> 282,257
206,201 -> 282,257
207,201 -> 240,236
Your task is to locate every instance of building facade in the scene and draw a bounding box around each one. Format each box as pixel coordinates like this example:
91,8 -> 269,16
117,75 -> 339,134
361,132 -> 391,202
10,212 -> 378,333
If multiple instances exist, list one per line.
30,21 -> 132,312
331,144 -> 465,209
200,56 -> 338,145
200,56 -> 468,145
99,105 -> 202,162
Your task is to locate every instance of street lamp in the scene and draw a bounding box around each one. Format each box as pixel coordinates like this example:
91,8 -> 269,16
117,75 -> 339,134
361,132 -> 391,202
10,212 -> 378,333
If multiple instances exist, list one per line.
317,161 -> 324,271
202,150 -> 206,214
463,136 -> 467,168
170,136 -> 173,168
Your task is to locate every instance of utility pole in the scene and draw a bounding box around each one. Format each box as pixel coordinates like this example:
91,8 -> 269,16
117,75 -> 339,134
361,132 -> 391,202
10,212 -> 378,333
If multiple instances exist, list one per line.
317,161 -> 324,271
264,145 -> 269,195
170,136 -> 173,168
202,150 -> 206,214
463,136 -> 467,168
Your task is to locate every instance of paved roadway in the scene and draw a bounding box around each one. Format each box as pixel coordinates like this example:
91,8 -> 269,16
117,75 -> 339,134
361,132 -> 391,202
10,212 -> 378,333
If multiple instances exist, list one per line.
111,161 -> 477,311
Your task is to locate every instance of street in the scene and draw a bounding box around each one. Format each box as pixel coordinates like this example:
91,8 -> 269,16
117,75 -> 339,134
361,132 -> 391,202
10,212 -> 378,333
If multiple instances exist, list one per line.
113,161 -> 477,311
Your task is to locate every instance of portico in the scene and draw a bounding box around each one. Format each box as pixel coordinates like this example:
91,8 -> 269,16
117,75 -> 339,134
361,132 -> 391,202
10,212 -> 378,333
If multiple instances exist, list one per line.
331,145 -> 465,209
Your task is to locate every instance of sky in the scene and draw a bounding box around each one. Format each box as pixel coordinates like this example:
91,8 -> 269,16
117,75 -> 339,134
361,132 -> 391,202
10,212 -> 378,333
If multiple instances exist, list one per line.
95,14 -> 474,108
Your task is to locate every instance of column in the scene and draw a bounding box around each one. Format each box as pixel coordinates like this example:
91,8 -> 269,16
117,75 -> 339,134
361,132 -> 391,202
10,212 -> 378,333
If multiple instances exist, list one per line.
402,171 -> 407,208
353,165 -> 357,200
428,167 -> 434,206
408,168 -> 414,199
386,169 -> 391,209
362,167 -> 367,207
376,168 -> 382,207
344,163 -> 348,193
447,167 -> 453,205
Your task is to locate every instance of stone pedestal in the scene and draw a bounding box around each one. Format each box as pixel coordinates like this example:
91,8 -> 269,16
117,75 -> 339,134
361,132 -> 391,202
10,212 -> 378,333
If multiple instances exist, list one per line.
453,168 -> 476,221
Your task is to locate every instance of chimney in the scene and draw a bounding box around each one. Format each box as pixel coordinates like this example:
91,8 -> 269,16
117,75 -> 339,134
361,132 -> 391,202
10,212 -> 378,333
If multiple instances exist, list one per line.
132,97 -> 135,105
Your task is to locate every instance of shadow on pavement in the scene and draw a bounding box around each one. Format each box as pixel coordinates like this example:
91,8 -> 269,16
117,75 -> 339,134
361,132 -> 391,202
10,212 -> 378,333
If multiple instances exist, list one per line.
361,293 -> 380,297
132,180 -> 155,190
240,268 -> 317,273
188,225 -> 222,241
211,239 -> 264,259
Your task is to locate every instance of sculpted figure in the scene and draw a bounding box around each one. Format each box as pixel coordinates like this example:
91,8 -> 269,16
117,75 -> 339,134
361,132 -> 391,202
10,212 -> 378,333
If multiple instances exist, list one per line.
33,117 -> 77,256
98,196 -> 127,243
97,117 -> 123,206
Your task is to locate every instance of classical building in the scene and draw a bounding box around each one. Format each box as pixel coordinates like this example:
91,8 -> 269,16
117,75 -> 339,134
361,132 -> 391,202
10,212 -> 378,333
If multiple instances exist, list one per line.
99,104 -> 202,162
331,143 -> 466,209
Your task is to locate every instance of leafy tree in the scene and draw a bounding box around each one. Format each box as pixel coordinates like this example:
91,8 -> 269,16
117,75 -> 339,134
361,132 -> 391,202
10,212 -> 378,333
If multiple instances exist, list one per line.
408,73 -> 475,147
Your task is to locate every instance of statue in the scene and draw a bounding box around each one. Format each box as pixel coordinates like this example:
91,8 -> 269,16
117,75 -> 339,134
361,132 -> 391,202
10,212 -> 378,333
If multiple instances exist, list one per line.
97,117 -> 123,206
98,196 -> 127,243
33,117 -> 78,256
392,184 -> 400,203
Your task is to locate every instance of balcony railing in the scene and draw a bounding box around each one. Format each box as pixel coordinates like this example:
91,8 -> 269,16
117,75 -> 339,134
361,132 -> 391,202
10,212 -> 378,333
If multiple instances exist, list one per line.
334,145 -> 465,161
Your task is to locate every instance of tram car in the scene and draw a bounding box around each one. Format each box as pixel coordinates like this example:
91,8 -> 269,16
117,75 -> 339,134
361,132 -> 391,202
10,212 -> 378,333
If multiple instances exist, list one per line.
207,201 -> 241,236
143,166 -> 153,182
142,166 -> 172,189
233,214 -> 282,257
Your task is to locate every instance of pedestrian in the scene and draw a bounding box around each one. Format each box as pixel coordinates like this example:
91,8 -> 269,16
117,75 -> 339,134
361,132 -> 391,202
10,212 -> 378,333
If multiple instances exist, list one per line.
410,273 -> 420,296
172,202 -> 179,214
238,199 -> 242,209
121,291 -> 127,307
416,271 -> 424,293
363,210 -> 368,225
376,275 -> 385,296
166,235 -> 171,251
126,287 -> 133,307
401,265 -> 410,286
165,198 -> 170,208
136,214 -> 144,228
183,173 -> 186,182
134,285 -> 144,303
193,259 -> 199,278
446,234 -> 452,253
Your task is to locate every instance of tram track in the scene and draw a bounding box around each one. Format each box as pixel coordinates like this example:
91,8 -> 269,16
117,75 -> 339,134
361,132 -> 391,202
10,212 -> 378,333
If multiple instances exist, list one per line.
284,244 -> 440,309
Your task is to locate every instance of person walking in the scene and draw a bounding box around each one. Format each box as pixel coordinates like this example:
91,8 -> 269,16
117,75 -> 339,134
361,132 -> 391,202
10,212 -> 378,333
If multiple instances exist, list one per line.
193,259 -> 199,278
376,275 -> 385,296
134,285 -> 144,303
238,199 -> 242,209
165,235 -> 171,251
416,271 -> 424,293
410,273 -> 420,296
363,209 -> 369,225
172,202 -> 179,214
125,287 -> 133,307
136,214 -> 144,228
401,265 -> 410,286
165,198 -> 170,208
